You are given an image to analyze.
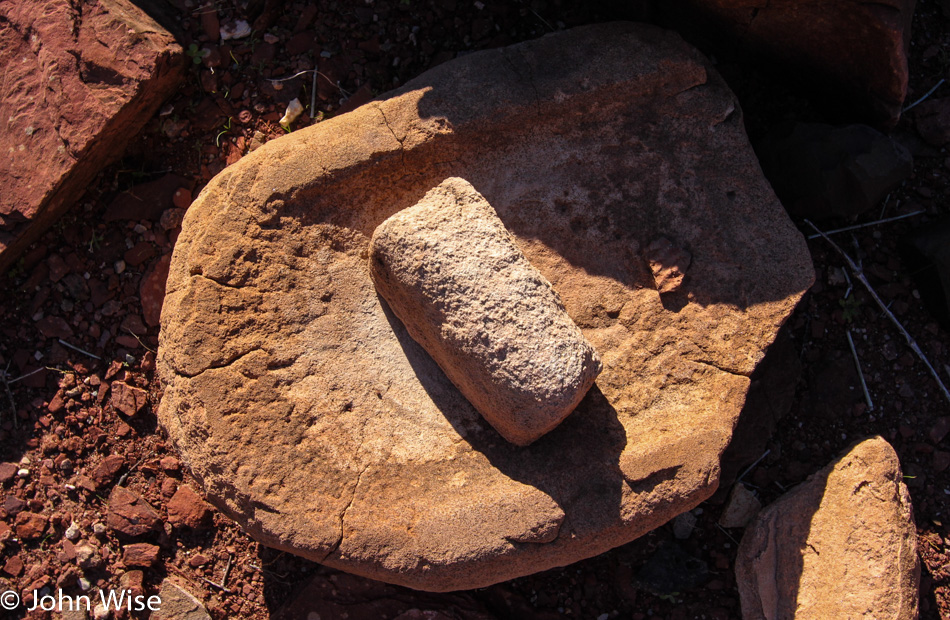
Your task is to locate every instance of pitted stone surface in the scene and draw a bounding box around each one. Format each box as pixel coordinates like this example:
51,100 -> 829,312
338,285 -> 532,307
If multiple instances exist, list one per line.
158,23 -> 814,591
370,178 -> 602,446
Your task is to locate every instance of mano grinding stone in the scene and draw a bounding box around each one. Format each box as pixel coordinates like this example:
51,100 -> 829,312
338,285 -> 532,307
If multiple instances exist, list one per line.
369,177 -> 602,446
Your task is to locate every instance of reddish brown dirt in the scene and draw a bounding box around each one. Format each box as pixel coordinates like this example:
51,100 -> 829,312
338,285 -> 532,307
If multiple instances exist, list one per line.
1,1 -> 949,619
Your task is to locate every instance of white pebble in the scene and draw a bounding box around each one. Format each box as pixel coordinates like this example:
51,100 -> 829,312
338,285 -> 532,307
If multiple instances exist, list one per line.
17,468 -> 29,478
65,524 -> 80,541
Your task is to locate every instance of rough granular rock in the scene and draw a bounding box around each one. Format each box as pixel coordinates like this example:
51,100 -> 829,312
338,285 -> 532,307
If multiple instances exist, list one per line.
370,178 -> 602,446
158,23 -> 814,591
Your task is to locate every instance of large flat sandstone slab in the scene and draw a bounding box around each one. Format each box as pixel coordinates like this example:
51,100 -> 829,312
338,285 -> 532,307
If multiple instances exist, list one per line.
158,23 -> 814,591
0,0 -> 184,273
736,436 -> 919,619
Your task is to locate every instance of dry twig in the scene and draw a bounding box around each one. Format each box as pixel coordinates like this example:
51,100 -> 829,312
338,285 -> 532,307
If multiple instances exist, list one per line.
846,329 -> 874,411
904,78 -> 946,113
806,219 -> 950,406
736,449 -> 771,484
1,361 -> 18,428
805,210 -> 925,240
57,339 -> 101,361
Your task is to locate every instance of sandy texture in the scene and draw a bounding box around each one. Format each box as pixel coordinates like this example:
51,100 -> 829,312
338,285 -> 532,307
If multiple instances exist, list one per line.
158,23 -> 814,591
370,178 -> 602,446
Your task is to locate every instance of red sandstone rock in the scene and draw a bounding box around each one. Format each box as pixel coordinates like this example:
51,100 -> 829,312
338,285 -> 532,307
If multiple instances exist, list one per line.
122,543 -> 161,568
167,486 -> 212,528
657,0 -> 916,124
110,382 -> 148,417
106,486 -> 161,537
15,511 -> 48,539
92,454 -> 126,486
0,0 -> 184,274
141,253 -> 173,327
736,437 -> 919,619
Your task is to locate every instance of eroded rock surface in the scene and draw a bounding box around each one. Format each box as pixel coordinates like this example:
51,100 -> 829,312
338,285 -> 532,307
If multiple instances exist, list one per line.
370,177 -> 602,446
0,0 -> 184,273
736,436 -> 919,619
158,23 -> 814,591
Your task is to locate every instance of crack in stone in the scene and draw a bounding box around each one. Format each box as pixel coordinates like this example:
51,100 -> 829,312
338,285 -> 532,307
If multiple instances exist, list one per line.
376,104 -> 406,152
501,47 -> 542,117
322,461 -> 369,561
691,357 -> 751,378
173,346 -> 260,378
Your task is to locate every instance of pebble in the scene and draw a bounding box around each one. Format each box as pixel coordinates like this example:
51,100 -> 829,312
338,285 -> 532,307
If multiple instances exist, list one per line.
672,511 -> 696,539
93,522 -> 107,536
65,523 -> 80,540
93,603 -> 111,620
17,468 -> 29,478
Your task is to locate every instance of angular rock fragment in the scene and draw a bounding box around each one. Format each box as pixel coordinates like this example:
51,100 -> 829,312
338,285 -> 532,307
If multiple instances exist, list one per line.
0,0 -> 185,273
758,123 -> 913,220
736,437 -> 919,619
370,178 -> 602,446
106,487 -> 162,538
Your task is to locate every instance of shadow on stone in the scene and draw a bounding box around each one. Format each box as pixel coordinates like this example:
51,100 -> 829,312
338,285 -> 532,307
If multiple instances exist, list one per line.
380,293 -> 628,534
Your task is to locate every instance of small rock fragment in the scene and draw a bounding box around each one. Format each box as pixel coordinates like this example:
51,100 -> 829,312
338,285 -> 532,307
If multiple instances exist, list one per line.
122,543 -> 161,568
15,511 -> 48,539
110,382 -> 148,417
0,462 -> 17,483
106,487 -> 162,537
151,579 -> 212,620
167,486 -> 212,528
219,19 -> 251,41
279,98 -> 305,130
370,177 -> 602,446
718,484 -> 762,528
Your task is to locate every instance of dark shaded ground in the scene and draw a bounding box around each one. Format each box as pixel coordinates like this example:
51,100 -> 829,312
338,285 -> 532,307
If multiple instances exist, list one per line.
1,1 -> 949,618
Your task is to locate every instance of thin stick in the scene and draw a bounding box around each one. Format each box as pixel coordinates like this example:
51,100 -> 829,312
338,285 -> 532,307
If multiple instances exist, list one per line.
736,449 -> 771,484
904,78 -> 946,113
805,210 -> 925,239
124,328 -> 155,354
221,553 -> 234,588
57,339 -> 101,361
7,367 -> 43,385
311,60 -> 318,119
846,329 -> 874,411
1,362 -> 17,428
716,523 -> 740,546
200,576 -> 233,594
806,220 -> 950,406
